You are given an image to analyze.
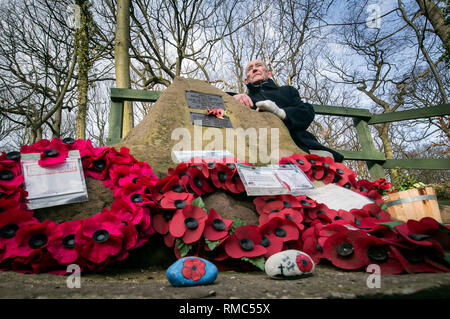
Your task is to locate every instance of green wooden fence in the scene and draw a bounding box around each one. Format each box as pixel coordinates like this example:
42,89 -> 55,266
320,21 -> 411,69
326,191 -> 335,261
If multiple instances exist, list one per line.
107,88 -> 449,182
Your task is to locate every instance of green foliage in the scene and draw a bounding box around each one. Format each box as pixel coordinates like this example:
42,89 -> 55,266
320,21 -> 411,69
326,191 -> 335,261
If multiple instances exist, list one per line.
205,238 -> 221,251
229,217 -> 247,235
390,168 -> 426,192
241,256 -> 265,271
176,238 -> 193,257
191,197 -> 207,212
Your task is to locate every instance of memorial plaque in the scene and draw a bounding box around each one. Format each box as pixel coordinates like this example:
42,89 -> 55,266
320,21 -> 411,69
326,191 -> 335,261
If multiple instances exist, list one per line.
185,91 -> 226,110
190,112 -> 233,128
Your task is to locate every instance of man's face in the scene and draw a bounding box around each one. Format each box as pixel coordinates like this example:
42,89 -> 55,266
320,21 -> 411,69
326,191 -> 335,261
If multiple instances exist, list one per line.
244,60 -> 272,85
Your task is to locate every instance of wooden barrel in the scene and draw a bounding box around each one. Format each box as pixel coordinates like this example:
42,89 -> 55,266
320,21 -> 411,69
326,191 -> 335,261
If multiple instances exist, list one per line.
383,187 -> 442,223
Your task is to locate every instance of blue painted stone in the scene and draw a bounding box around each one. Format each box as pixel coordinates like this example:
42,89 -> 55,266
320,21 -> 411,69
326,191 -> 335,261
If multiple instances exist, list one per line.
166,257 -> 218,287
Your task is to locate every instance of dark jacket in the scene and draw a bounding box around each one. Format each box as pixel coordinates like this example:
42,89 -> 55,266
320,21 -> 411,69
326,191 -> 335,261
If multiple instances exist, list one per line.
246,79 -> 344,162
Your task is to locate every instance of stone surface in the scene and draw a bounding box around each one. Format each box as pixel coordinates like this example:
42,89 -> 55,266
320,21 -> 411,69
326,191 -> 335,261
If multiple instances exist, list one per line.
1,263 -> 449,299
166,257 -> 218,287
117,76 -> 306,178
265,250 -> 315,279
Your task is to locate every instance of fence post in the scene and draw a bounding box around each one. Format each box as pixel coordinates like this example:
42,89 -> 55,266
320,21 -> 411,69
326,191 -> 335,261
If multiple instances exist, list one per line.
353,118 -> 386,180
107,99 -> 124,146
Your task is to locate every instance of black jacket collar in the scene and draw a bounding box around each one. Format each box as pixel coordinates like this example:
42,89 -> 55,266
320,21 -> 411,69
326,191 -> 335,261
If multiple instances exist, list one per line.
246,78 -> 279,93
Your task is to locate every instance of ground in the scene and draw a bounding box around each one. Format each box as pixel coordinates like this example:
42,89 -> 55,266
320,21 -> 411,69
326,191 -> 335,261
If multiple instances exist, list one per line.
1,261 -> 449,299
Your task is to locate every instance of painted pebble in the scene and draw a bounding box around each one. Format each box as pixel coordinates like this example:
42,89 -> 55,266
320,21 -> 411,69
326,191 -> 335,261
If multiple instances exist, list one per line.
265,250 -> 315,279
166,256 -> 218,287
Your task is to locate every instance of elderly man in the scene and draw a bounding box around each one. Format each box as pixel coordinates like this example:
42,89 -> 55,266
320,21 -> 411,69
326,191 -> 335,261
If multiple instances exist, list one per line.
233,59 -> 344,162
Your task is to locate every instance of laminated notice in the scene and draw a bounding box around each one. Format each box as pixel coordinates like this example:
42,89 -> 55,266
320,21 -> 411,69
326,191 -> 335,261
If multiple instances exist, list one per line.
172,150 -> 235,163
236,163 -> 314,196
20,150 -> 88,209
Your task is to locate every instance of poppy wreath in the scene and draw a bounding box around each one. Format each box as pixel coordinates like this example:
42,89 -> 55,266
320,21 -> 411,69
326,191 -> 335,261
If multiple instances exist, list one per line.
0,138 -> 159,274
1,139 -> 450,275
147,153 -> 450,275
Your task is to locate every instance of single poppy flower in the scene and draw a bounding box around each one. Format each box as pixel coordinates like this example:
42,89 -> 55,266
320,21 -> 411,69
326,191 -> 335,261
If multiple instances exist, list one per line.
0,161 -> 24,189
0,197 -> 22,213
181,257 -> 206,281
152,210 -> 176,235
38,138 -> 69,166
224,225 -> 267,259
202,240 -> 229,261
302,223 -> 325,264
210,163 -> 234,190
0,209 -> 38,261
76,213 -> 124,264
114,182 -> 151,208
204,208 -> 233,241
278,154 -> 312,173
169,205 -> 208,244
304,204 -> 337,224
115,222 -> 139,261
259,217 -> 299,243
257,230 -> 284,258
47,220 -> 82,265
390,245 -> 444,274
254,196 -> 279,215
86,147 -> 111,180
364,237 -> 404,274
8,220 -> 61,263
20,139 -> 50,154
186,166 -> 214,196
134,207 -> 155,248
159,190 -> 195,210
225,170 -> 246,193
322,229 -> 372,270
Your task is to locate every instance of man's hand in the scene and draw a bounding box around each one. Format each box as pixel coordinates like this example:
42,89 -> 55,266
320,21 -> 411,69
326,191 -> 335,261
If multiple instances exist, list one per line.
255,100 -> 286,120
233,93 -> 254,108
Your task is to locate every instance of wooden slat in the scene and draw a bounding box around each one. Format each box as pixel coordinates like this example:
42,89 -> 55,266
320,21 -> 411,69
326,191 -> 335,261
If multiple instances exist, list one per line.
368,104 -> 450,124
107,100 -> 124,145
110,88 -> 163,102
312,104 -> 372,120
353,118 -> 386,180
382,159 -> 450,170
339,150 -> 386,161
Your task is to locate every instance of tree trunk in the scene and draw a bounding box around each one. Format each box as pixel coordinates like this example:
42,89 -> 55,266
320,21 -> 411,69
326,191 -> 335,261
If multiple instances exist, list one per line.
75,0 -> 90,140
415,0 -> 449,47
115,0 -> 133,138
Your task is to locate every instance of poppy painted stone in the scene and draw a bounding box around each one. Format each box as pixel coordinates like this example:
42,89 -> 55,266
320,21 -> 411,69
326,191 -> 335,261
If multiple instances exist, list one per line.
166,256 -> 218,287
264,249 -> 315,279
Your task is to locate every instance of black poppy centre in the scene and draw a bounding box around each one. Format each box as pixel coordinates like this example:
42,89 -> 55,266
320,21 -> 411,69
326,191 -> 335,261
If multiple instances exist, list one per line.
218,171 -> 228,183
43,148 -> 59,158
240,238 -> 254,251
93,229 -> 109,243
0,224 -> 19,238
130,193 -> 144,203
184,217 -> 198,230
274,227 -> 287,238
62,234 -> 76,249
212,218 -> 226,231
5,151 -> 20,161
337,242 -> 354,258
29,233 -> 48,249
260,235 -> 271,247
93,158 -> 107,171
368,245 -> 389,262
0,170 -> 14,181
174,199 -> 187,209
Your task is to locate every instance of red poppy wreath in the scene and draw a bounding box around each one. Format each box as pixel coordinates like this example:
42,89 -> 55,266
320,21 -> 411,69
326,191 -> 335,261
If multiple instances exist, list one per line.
1,139 -> 449,275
